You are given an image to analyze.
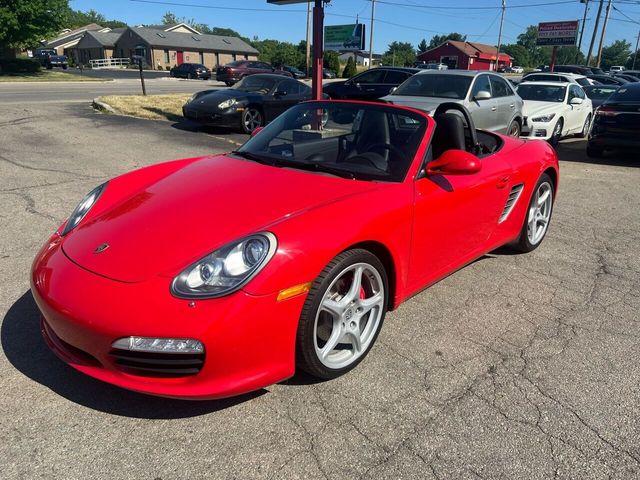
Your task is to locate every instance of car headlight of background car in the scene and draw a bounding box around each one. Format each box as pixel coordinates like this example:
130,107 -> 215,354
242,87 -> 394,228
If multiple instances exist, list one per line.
218,98 -> 237,110
171,233 -> 277,299
61,183 -> 107,236
531,113 -> 556,123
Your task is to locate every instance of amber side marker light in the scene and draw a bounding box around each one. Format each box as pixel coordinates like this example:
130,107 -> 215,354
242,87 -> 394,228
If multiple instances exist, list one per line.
277,282 -> 312,302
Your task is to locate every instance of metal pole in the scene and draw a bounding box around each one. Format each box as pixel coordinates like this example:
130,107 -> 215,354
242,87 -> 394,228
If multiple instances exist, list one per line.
138,59 -> 146,96
586,0 -> 604,66
577,0 -> 589,63
596,0 -> 612,67
495,0 -> 506,71
311,0 -> 324,100
305,0 -> 311,76
633,30 -> 640,69
368,0 -> 376,69
550,46 -> 558,72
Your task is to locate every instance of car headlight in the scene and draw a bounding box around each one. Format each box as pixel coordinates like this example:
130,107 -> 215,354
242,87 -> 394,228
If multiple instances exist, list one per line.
61,183 -> 107,236
531,113 -> 556,123
171,232 -> 277,299
188,93 -> 199,103
218,98 -> 237,110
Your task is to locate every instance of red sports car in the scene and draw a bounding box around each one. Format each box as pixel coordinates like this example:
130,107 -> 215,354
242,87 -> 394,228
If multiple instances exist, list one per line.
31,101 -> 558,400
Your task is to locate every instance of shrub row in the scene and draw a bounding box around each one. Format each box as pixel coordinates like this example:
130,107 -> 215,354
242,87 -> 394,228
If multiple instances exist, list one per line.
0,58 -> 41,74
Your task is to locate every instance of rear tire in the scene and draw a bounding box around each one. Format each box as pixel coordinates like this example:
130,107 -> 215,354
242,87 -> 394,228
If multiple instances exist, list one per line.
296,249 -> 388,379
511,173 -> 554,253
587,145 -> 604,158
508,119 -> 521,137
577,114 -> 591,138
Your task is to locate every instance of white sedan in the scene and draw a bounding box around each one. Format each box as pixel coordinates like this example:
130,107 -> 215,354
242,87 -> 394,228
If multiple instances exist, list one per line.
516,81 -> 593,145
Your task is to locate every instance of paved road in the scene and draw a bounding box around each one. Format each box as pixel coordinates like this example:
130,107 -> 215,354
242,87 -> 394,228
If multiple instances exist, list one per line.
1,93 -> 639,479
62,67 -> 171,79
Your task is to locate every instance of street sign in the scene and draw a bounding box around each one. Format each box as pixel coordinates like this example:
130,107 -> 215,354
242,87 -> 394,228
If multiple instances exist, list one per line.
536,21 -> 579,46
324,24 -> 365,51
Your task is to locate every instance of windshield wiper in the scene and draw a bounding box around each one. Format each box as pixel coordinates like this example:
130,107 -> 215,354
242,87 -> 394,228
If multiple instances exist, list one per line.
231,150 -> 278,166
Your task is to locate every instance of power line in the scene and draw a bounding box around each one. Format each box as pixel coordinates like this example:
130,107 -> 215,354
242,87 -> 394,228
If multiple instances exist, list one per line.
366,0 -> 579,11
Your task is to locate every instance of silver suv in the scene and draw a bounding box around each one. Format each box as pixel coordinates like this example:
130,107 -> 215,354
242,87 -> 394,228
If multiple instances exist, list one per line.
381,70 -> 524,136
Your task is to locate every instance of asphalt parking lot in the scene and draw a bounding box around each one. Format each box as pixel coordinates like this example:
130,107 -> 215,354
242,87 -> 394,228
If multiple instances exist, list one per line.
1,91 -> 639,479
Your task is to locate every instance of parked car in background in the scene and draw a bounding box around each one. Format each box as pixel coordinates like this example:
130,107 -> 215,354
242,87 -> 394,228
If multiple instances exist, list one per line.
621,69 -> 640,77
586,74 -> 628,86
44,55 -> 68,70
516,81 -> 592,145
416,63 -> 448,70
183,74 -> 315,134
280,65 -> 306,79
523,72 -> 597,87
323,67 -> 419,101
322,68 -> 336,79
170,63 -> 211,80
590,67 -> 606,75
609,66 -> 626,73
582,85 -> 619,110
612,73 -> 640,83
216,60 -> 292,86
551,65 -> 593,75
511,66 -> 524,74
382,70 -> 524,136
588,82 -> 640,157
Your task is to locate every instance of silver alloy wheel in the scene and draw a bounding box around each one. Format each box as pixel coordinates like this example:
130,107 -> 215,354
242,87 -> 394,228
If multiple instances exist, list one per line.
509,121 -> 520,137
243,108 -> 262,132
527,182 -> 553,245
552,121 -> 563,142
582,115 -> 591,136
313,262 -> 385,369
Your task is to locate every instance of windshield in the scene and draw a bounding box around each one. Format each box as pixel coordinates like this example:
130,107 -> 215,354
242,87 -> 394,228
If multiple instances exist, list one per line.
584,86 -> 618,100
517,84 -> 566,102
234,76 -> 276,93
393,74 -> 472,99
236,102 -> 427,182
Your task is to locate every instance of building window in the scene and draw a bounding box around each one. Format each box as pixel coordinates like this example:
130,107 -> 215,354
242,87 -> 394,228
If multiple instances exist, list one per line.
199,51 -> 204,64
164,49 -> 170,63
134,44 -> 147,59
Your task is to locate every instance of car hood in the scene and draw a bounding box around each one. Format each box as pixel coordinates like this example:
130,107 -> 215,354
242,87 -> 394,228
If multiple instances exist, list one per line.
381,95 -> 461,113
62,155 -> 380,282
190,89 -> 256,106
522,101 -> 562,118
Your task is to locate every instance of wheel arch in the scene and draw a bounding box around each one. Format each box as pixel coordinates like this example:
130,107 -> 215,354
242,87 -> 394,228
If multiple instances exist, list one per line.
543,166 -> 558,194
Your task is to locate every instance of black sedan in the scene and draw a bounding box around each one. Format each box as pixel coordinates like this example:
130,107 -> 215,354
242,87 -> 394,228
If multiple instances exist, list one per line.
587,74 -> 628,86
182,74 -> 314,134
613,74 -> 640,83
323,67 -> 419,101
281,65 -> 306,79
170,63 -> 211,80
583,85 -> 619,110
588,82 -> 640,157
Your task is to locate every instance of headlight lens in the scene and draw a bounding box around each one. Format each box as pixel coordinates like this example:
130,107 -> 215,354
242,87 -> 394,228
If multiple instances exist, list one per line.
531,113 -> 556,122
171,233 -> 277,299
218,98 -> 237,110
61,183 -> 107,236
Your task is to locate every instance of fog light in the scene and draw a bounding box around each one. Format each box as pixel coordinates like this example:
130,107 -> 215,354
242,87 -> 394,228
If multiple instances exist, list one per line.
112,337 -> 204,354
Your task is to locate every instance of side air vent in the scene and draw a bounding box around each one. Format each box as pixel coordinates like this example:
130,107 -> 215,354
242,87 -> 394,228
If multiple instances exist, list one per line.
499,183 -> 524,223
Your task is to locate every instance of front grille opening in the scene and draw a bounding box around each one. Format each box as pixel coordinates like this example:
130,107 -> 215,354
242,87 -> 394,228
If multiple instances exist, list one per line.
109,349 -> 205,377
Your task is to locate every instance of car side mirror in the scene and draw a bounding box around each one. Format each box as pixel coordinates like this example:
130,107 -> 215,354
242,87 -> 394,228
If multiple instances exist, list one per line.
570,97 -> 583,105
474,90 -> 491,100
425,150 -> 482,176
250,126 -> 264,137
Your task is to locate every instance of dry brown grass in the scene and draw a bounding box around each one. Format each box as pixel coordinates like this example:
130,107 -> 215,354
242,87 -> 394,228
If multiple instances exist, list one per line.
0,71 -> 106,82
97,94 -> 192,121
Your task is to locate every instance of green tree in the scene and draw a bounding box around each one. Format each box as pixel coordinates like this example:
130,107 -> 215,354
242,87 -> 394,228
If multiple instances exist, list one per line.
0,0 -> 69,58
323,50 -> 340,75
428,32 -> 466,49
516,25 -> 547,67
382,41 -> 416,67
271,42 -> 304,68
65,8 -> 126,29
555,45 -> 585,65
600,40 -> 631,70
502,44 -> 530,67
342,55 -> 357,78
417,38 -> 428,54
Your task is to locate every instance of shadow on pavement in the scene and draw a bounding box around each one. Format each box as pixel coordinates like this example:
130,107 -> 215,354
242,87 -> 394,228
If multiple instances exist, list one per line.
556,140 -> 639,168
1,291 -> 265,418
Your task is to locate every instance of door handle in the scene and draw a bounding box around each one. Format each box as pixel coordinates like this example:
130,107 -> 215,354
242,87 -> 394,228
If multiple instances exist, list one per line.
366,88 -> 375,91
491,106 -> 497,111
497,176 -> 510,189
509,104 -> 515,108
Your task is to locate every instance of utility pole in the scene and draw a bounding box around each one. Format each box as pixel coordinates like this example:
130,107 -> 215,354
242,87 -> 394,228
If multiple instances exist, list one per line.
596,0 -> 613,67
305,0 -> 311,75
368,0 -> 376,69
586,0 -> 604,66
495,0 -> 506,71
576,0 -> 589,63
633,30 -> 640,69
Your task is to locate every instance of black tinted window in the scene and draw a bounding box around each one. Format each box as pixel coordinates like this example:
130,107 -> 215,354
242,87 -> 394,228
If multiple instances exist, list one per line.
490,76 -> 512,97
355,70 -> 387,83
384,70 -> 409,84
278,80 -> 303,95
471,75 -> 492,97
609,86 -> 640,102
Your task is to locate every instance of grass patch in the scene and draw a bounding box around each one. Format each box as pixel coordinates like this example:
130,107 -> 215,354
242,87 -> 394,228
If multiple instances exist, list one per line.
0,70 -> 106,82
97,94 -> 192,121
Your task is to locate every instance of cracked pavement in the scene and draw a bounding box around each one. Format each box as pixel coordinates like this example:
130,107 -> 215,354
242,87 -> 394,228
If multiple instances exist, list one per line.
0,97 -> 639,479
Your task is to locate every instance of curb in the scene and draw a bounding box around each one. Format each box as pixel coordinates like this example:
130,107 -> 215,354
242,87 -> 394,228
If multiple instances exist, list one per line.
92,97 -> 118,114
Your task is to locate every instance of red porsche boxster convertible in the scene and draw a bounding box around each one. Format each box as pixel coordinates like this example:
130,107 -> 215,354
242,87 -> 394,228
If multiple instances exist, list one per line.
32,101 -> 558,399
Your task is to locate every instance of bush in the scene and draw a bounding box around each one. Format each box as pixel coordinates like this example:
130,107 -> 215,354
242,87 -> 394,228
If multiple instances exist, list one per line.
323,51 -> 340,76
342,56 -> 357,79
0,58 -> 41,74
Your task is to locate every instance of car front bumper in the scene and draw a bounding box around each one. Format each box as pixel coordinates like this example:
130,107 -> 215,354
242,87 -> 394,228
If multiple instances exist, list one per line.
520,119 -> 554,141
31,233 -> 305,399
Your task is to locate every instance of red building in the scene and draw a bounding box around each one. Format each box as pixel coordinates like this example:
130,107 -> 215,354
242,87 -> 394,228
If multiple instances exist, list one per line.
417,40 -> 512,71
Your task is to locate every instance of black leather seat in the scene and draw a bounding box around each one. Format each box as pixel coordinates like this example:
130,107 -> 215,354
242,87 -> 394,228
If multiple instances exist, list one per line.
345,110 -> 390,171
432,112 -> 467,159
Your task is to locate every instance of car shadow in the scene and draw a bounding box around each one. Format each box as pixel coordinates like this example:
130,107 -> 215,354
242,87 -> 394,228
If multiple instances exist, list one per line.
1,291 -> 266,418
170,119 -> 244,137
556,140 -> 639,167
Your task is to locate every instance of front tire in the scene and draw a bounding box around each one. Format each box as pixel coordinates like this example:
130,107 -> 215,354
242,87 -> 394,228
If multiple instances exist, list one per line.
549,119 -> 563,147
512,173 -> 554,253
240,107 -> 263,134
296,249 -> 388,379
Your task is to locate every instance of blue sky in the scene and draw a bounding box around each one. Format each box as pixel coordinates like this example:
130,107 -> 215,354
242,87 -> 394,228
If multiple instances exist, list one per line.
69,0 -> 640,54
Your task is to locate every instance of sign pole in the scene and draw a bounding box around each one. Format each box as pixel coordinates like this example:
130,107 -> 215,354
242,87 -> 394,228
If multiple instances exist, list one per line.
368,0 -> 376,69
550,46 -> 558,72
305,0 -> 311,76
312,0 -> 324,100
